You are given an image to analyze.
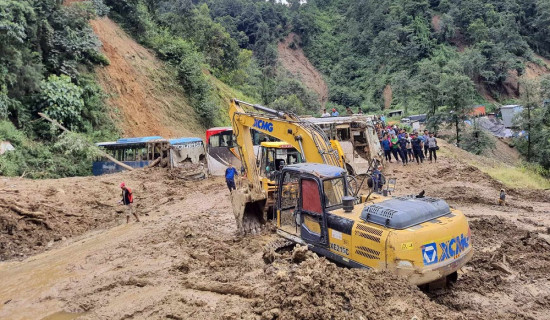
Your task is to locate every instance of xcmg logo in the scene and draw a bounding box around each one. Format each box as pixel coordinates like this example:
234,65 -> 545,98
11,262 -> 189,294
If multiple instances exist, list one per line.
253,119 -> 274,132
421,233 -> 470,266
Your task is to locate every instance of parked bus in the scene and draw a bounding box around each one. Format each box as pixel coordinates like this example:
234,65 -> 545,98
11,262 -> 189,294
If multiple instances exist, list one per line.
206,127 -> 273,176
168,137 -> 207,168
94,136 -> 206,175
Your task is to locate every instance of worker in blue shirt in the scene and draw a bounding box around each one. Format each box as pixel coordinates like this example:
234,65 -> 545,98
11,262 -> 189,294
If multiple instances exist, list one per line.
331,108 -> 339,117
380,135 -> 392,163
225,164 -> 238,192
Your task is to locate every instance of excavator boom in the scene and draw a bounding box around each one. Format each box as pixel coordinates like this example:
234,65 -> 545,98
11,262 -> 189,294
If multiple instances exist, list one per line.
229,99 -> 344,235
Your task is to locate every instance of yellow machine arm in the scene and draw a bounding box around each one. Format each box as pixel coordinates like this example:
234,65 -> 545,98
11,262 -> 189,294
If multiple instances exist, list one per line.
230,99 -> 343,183
229,99 -> 345,234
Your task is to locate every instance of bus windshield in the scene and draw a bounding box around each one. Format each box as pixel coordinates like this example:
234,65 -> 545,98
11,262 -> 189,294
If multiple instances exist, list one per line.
209,131 -> 234,147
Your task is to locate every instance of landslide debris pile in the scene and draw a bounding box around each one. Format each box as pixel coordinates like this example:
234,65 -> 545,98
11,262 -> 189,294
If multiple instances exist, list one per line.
0,167 -> 203,261
431,217 -> 550,319
255,247 -> 457,320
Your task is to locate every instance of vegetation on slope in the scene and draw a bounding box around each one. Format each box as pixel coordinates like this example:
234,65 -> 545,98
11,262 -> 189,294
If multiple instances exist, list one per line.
2,0 -> 550,177
294,0 -> 550,110
0,0 -> 115,178
104,0 -> 322,124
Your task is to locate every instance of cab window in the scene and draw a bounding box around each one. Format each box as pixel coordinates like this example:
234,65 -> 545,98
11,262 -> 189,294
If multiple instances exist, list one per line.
280,171 -> 300,210
323,177 -> 346,209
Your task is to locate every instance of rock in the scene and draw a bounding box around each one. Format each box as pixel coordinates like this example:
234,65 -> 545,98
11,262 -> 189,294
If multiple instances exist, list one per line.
190,252 -> 211,262
291,244 -> 312,263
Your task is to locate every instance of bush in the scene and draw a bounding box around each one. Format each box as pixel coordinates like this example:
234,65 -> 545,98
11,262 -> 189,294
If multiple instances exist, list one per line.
0,120 -> 26,146
0,130 -> 99,178
460,123 -> 494,155
39,75 -> 85,130
90,0 -> 110,16
0,94 -> 9,119
177,53 -> 209,98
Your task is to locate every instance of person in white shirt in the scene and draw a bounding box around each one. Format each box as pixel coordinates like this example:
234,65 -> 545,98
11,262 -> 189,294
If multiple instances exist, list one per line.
321,108 -> 331,117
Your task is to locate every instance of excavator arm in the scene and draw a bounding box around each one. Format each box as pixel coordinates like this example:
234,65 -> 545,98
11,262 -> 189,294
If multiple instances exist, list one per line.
229,99 -> 345,235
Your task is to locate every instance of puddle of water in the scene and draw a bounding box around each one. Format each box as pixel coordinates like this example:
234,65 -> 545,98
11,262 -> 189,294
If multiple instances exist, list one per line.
40,311 -> 87,320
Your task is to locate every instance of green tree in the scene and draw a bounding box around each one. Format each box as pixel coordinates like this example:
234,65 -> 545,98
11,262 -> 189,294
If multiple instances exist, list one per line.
517,78 -> 541,161
437,73 -> 476,147
39,75 -> 85,130
514,76 -> 550,171
461,118 -> 494,154
270,95 -> 305,114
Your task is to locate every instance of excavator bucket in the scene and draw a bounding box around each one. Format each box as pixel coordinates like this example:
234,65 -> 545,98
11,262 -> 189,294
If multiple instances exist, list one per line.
230,189 -> 266,235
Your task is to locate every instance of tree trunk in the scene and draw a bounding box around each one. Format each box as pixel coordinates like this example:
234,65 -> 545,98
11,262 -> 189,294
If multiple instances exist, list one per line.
455,117 -> 460,147
527,106 -> 531,162
38,113 -> 134,171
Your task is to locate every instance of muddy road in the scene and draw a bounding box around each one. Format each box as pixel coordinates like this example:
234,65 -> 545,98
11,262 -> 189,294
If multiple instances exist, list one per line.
1,147 -> 550,319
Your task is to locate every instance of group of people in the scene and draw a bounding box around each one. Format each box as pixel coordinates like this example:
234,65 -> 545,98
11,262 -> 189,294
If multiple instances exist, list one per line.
378,126 -> 439,165
321,107 -> 364,117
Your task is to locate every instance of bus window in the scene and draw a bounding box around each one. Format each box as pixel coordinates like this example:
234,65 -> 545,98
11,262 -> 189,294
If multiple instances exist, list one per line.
337,128 -> 351,141
209,132 -> 234,147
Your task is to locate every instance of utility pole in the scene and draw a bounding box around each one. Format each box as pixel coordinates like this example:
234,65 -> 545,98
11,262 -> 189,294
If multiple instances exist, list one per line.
527,104 -> 531,162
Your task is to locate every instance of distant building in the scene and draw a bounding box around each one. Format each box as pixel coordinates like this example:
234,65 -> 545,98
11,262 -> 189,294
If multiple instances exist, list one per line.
470,105 -> 486,117
500,105 -> 523,128
387,110 -> 403,118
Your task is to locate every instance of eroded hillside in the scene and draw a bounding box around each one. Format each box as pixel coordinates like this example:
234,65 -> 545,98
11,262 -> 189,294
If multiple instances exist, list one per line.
90,17 -> 204,138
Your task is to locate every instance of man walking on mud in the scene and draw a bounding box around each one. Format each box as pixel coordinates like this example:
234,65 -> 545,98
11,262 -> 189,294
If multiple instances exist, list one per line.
119,182 -> 140,224
225,164 -> 238,192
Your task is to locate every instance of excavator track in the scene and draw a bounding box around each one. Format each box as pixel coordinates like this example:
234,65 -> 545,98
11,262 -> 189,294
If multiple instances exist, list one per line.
264,238 -> 295,252
262,238 -> 295,264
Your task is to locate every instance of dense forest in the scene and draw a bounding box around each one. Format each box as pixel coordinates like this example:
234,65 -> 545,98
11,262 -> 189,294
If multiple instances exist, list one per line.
1,0 -> 549,177
0,0 -> 114,177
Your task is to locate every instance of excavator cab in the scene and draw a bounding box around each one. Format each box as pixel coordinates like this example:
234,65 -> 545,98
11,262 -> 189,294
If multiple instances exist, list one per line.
258,142 -> 303,220
258,142 -> 303,180
275,163 -> 351,247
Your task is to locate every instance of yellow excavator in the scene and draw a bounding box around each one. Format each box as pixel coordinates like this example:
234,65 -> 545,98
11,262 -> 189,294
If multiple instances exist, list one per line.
229,99 -> 348,234
229,99 -> 473,285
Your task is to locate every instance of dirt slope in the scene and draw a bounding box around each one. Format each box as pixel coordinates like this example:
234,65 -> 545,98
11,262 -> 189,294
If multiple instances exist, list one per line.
90,17 -> 204,138
278,33 -> 329,107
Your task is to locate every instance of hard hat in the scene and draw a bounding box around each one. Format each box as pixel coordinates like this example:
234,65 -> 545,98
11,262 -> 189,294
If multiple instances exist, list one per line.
332,108 -> 336,112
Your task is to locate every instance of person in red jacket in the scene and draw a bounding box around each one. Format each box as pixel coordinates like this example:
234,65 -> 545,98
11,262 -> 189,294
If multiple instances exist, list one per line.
119,182 -> 140,224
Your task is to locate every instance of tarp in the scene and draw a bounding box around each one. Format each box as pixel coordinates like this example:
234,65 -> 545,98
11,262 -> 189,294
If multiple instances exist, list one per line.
169,137 -> 203,145
116,136 -> 164,144
476,116 -> 514,138
0,141 -> 15,155
470,106 -> 486,116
